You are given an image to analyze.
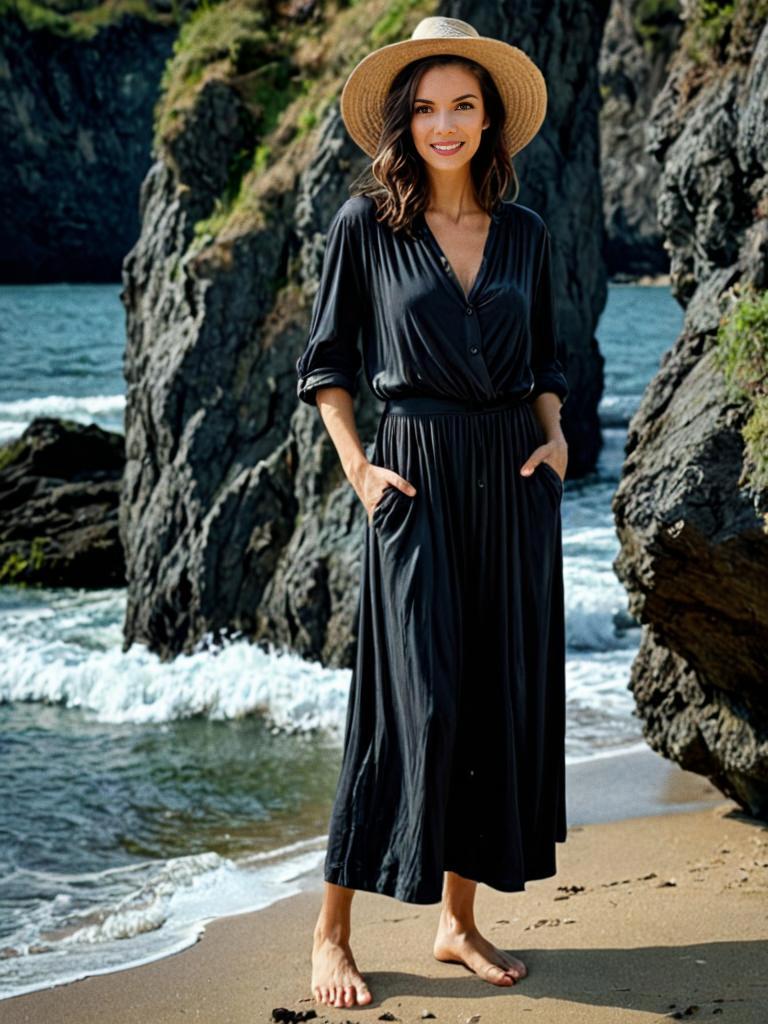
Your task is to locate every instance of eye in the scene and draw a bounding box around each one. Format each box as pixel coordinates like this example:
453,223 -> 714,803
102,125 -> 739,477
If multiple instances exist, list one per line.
413,102 -> 475,114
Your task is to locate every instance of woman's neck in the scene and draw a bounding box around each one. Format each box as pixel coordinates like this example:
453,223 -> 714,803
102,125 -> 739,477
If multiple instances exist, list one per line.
424,172 -> 483,220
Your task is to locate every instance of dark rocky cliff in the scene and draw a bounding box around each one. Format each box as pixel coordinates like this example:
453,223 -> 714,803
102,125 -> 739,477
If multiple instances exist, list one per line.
118,0 -> 611,662
599,0 -> 683,278
0,4 -> 177,282
612,2 -> 768,817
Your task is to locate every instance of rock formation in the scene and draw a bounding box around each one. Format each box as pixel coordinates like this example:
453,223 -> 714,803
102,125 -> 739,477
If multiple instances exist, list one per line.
0,6 -> 177,282
612,3 -> 768,817
0,417 -> 125,586
598,0 -> 683,278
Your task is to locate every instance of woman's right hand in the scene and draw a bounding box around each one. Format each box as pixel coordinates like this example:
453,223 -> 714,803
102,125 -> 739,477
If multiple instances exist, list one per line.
356,463 -> 417,526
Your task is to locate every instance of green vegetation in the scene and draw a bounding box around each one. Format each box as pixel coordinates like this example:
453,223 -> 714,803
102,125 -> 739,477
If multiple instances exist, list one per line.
683,0 -> 768,65
0,538 -> 48,584
0,437 -> 25,472
0,551 -> 28,583
370,0 -> 430,47
156,0 -> 272,134
29,536 -> 48,572
691,0 -> 735,49
164,0 -> 436,240
0,0 -> 181,40
713,283 -> 768,508
632,0 -> 681,57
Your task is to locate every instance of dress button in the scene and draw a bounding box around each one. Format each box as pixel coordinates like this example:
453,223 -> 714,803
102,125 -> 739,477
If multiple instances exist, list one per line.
477,479 -> 485,488
469,345 -> 479,355
465,305 -> 473,315
416,372 -> 422,380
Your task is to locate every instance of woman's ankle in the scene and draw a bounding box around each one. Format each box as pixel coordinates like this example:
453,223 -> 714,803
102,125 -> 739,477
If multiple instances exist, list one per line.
313,916 -> 351,944
438,906 -> 476,935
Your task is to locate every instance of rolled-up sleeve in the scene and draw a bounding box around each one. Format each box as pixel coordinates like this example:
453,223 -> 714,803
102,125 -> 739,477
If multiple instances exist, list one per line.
296,204 -> 366,407
529,226 -> 569,406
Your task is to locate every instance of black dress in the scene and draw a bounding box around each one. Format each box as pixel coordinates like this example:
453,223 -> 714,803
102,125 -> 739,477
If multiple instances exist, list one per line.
296,194 -> 569,904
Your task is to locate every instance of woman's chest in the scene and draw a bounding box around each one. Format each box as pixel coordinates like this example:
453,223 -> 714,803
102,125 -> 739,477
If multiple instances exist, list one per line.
366,231 -> 533,331
422,212 -> 492,300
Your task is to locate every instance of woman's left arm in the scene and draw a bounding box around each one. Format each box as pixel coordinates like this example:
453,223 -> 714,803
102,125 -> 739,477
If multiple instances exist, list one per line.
522,224 -> 569,481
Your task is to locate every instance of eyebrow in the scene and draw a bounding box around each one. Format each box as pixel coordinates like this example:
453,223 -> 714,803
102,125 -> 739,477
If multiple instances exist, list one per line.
413,93 -> 479,103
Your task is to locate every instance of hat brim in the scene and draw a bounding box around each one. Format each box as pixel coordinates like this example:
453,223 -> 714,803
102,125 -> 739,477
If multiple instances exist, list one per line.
340,36 -> 547,159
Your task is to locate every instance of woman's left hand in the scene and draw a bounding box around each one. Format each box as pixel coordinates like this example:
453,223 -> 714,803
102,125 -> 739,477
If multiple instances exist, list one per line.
520,437 -> 568,483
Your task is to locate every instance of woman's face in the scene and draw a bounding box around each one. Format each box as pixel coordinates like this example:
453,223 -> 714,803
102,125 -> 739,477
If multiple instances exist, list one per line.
409,64 -> 490,172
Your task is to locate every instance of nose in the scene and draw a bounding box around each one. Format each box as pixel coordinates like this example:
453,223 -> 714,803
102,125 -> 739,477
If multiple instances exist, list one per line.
433,111 -> 457,135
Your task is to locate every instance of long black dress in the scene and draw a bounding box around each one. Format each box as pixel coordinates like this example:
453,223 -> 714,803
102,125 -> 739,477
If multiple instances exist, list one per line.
296,194 -> 569,905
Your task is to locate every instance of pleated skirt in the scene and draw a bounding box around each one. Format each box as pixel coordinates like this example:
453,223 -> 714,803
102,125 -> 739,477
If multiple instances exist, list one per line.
323,393 -> 567,904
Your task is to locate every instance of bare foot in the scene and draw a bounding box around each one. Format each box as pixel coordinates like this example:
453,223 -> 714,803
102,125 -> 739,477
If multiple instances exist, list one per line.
433,920 -> 528,986
311,929 -> 373,1008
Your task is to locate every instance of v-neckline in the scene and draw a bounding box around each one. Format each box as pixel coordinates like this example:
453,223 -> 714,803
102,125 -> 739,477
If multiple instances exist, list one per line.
419,204 -> 500,305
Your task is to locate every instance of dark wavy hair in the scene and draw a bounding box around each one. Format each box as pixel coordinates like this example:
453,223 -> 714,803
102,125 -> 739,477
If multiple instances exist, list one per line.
349,55 -> 519,238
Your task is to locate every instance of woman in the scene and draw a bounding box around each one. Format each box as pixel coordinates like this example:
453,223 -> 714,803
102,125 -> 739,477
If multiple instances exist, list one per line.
296,16 -> 569,1010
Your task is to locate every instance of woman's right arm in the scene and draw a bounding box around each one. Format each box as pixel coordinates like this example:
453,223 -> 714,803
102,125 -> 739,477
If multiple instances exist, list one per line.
296,203 -> 415,523
315,386 -> 415,526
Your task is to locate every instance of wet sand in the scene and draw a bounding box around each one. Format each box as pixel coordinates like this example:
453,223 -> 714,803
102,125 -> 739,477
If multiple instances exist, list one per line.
4,747 -> 768,1024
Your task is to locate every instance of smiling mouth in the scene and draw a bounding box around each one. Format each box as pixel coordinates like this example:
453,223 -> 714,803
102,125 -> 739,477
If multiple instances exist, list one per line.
430,141 -> 465,154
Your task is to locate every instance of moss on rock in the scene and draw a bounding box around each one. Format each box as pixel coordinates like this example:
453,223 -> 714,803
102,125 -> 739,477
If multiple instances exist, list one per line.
632,0 -> 681,57
158,0 -> 436,244
0,0 -> 180,40
683,0 -> 768,66
714,282 -> 768,504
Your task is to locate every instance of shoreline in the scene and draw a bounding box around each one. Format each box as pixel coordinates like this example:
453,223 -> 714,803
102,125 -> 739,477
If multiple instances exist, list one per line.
3,744 -> 758,1022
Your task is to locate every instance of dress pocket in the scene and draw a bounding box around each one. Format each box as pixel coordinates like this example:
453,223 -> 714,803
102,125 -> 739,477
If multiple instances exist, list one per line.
371,484 -> 412,531
538,461 -> 564,500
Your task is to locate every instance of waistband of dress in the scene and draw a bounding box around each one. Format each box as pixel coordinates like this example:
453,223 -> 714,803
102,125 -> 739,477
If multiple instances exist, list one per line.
383,392 -> 531,416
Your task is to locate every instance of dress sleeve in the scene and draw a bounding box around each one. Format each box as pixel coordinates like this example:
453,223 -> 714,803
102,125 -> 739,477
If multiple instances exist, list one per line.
529,226 -> 569,407
296,204 -> 366,407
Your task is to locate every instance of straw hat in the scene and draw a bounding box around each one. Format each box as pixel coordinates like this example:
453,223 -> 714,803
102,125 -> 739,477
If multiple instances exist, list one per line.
340,16 -> 548,159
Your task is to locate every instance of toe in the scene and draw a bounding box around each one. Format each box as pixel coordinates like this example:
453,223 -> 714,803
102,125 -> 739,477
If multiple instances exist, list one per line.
510,959 -> 527,979
489,964 -> 514,985
343,985 -> 354,1007
500,952 -> 526,979
319,986 -> 329,1004
333,986 -> 346,1007
356,984 -> 373,1005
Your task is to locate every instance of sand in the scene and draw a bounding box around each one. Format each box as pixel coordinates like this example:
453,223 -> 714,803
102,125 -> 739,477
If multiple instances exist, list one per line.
4,748 -> 767,1024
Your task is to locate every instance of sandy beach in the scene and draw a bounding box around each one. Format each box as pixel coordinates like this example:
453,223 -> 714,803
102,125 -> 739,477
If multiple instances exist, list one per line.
4,747 -> 767,1024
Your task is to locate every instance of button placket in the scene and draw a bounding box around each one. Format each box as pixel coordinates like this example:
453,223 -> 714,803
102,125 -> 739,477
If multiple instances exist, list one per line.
419,214 -> 497,391
464,301 -> 491,390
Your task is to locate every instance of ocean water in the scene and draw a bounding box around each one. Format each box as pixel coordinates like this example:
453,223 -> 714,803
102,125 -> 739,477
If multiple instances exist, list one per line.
0,280 -> 683,1000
